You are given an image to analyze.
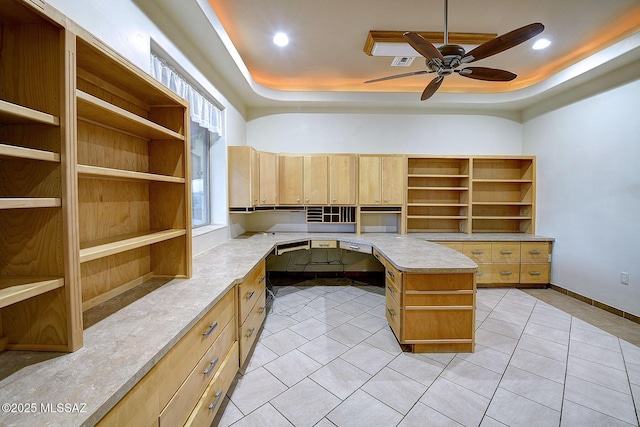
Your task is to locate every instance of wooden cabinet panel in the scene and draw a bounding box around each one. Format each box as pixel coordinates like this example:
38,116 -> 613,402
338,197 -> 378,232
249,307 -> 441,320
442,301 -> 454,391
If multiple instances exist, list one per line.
278,154 -> 303,205
258,152 -> 278,205
520,264 -> 550,284
228,146 -> 258,207
404,273 -> 475,292
329,154 -> 357,205
304,155 -> 329,205
385,291 -> 402,338
491,264 -> 520,284
521,242 -> 549,263
476,264 -> 492,284
239,289 -> 266,366
382,156 -> 405,205
404,292 -> 474,306
358,156 -> 382,204
339,241 -> 372,254
97,367 -> 159,427
311,240 -> 337,248
238,261 -> 266,325
404,308 -> 474,341
492,242 -> 521,263
358,156 -> 405,205
462,242 -> 492,263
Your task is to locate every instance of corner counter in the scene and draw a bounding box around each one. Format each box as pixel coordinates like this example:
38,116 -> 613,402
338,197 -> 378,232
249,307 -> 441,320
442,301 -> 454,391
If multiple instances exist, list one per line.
0,232 -> 482,426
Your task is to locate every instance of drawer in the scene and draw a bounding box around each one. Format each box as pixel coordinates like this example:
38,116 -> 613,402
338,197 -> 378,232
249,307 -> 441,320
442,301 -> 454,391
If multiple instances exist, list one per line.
385,292 -> 402,339
475,264 -> 492,284
340,241 -> 372,254
520,263 -> 550,284
385,275 -> 401,306
238,261 -> 266,324
462,242 -> 492,263
492,243 -> 521,263
385,263 -> 402,289
239,289 -> 267,366
184,342 -> 239,427
405,273 -> 475,291
404,291 -> 474,307
157,289 -> 235,408
372,248 -> 386,267
491,264 -> 520,284
521,242 -> 550,263
311,240 -> 337,249
160,320 -> 235,427
97,367 -> 158,427
437,241 -> 463,252
404,307 -> 473,341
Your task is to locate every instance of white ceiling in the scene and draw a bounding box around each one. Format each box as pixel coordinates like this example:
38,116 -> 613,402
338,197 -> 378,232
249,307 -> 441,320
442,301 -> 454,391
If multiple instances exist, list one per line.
142,0 -> 640,115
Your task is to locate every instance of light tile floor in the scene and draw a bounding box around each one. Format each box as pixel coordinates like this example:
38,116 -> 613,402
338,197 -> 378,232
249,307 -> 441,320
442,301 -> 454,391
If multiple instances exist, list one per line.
214,279 -> 640,427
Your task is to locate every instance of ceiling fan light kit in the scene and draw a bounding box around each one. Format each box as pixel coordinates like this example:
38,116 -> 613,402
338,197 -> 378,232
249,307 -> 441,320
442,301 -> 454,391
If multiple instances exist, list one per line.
365,0 -> 545,100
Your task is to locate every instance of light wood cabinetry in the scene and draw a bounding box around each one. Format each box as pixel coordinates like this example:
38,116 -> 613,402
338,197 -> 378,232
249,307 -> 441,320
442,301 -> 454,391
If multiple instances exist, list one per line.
358,155 -> 404,205
0,0 -> 81,352
278,154 -> 303,205
377,252 -> 475,352
74,33 -> 191,312
304,155 -> 329,205
258,151 -> 278,205
329,154 -> 357,205
238,260 -> 267,367
228,146 -> 259,208
98,288 -> 238,427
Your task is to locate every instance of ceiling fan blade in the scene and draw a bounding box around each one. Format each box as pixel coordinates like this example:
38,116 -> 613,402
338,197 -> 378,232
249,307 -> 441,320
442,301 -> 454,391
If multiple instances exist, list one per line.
403,32 -> 444,63
364,70 -> 430,84
457,67 -> 517,81
421,75 -> 444,100
462,23 -> 544,63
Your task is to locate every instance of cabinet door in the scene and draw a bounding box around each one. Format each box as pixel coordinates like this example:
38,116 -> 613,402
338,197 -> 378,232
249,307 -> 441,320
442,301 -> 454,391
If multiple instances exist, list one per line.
382,156 -> 405,205
258,152 -> 278,205
304,155 -> 329,205
359,156 -> 382,204
329,154 -> 357,205
228,146 -> 257,207
278,155 -> 304,205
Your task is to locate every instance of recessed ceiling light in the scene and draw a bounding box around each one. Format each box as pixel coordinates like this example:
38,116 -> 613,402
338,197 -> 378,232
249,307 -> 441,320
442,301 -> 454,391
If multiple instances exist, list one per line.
273,32 -> 289,47
532,38 -> 551,50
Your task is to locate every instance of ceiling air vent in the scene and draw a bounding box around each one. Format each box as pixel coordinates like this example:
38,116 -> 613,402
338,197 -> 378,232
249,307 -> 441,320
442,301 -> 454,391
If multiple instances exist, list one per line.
391,56 -> 415,67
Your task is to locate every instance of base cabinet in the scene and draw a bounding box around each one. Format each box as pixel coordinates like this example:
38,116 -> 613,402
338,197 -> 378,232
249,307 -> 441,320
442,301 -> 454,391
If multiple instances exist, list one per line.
238,260 -> 267,367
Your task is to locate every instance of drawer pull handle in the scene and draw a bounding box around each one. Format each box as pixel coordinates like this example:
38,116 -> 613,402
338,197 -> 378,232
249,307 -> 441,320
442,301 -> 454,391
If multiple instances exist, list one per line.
246,327 -> 256,338
208,391 -> 223,411
501,271 -> 513,276
259,275 -> 266,283
349,245 -> 360,250
245,291 -> 255,301
477,271 -> 483,276
203,322 -> 218,338
387,270 -> 395,279
386,285 -> 394,294
319,243 -> 329,247
387,308 -> 395,317
472,250 -> 484,255
530,250 -> 542,255
530,271 -> 542,276
259,306 -> 266,314
501,250 -> 513,255
204,357 -> 219,377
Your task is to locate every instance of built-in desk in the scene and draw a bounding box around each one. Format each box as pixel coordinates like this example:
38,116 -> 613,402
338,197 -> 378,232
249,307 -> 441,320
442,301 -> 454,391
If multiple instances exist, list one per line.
0,232 -> 482,426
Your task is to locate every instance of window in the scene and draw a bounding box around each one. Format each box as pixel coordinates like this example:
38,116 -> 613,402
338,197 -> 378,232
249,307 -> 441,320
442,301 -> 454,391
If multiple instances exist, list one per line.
149,53 -> 223,229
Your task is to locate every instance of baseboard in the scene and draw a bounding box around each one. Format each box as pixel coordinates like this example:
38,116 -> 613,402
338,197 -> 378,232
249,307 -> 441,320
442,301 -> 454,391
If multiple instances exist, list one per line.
549,284 -> 640,325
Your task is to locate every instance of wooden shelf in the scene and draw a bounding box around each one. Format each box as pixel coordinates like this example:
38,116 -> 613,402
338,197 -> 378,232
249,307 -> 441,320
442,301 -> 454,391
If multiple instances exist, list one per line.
76,90 -> 184,141
0,143 -> 61,162
408,187 -> 468,191
0,99 -> 60,126
407,215 -> 467,219
0,198 -> 61,209
408,174 -> 468,178
77,164 -> 185,184
473,216 -> 532,220
0,277 -> 65,309
79,229 -> 187,263
474,179 -> 533,184
408,203 -> 467,207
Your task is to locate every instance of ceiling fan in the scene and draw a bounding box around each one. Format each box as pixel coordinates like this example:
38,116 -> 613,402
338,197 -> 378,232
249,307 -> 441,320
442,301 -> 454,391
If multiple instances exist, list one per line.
365,0 -> 545,100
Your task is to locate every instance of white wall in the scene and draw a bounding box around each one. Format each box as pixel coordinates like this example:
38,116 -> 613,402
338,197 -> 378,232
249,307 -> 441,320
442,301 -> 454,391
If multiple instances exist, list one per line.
524,78 -> 640,316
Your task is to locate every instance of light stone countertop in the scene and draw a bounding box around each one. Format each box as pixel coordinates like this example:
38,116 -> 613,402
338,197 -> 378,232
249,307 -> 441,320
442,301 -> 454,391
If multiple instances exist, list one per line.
0,232 -> 550,426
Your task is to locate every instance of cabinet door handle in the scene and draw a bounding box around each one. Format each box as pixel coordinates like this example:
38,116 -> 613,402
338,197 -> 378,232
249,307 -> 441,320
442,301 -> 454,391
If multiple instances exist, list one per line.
349,245 -> 360,250
245,291 -> 255,301
501,271 -> 513,275
387,270 -> 395,279
296,198 -> 301,202
375,200 -> 380,203
203,322 -> 218,338
262,198 -> 266,202
501,250 -> 513,255
472,250 -> 484,255
319,243 -> 329,247
387,308 -> 395,317
259,306 -> 266,314
530,250 -> 542,255
246,327 -> 256,338
259,275 -> 266,283
208,391 -> 223,411
306,198 -> 310,202
477,271 -> 484,276
332,198 -> 337,202
204,357 -> 219,377
386,285 -> 394,294
530,271 -> 542,276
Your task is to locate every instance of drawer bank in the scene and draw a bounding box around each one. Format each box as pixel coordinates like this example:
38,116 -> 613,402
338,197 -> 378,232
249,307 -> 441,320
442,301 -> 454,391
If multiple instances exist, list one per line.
0,232 -> 552,426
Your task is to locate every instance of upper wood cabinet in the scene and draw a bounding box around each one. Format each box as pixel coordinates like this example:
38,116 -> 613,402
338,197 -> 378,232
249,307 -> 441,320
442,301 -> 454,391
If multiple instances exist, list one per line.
278,154 -> 303,205
359,155 -> 405,205
228,146 -> 259,208
258,151 -> 278,205
329,154 -> 357,205
304,155 -> 329,205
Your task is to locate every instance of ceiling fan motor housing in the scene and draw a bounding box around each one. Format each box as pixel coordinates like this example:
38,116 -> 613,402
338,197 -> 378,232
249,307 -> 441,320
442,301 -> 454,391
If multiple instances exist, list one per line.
429,44 -> 465,75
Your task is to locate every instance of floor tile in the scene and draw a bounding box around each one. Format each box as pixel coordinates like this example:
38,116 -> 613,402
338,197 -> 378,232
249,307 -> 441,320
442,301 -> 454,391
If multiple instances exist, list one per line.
324,290 -> 358,303
420,377 -> 490,427
340,342 -> 396,376
360,367 -> 427,414
298,335 -> 350,365
509,347 -> 567,384
229,403 -> 293,427
347,312 -> 388,334
487,307 -> 531,328
498,365 -> 564,411
566,355 -> 631,394
568,340 -> 625,371
363,327 -> 403,354
333,300 -> 372,317
561,400 -> 636,427
228,367 -> 288,414
325,323 -> 372,347
570,326 -> 621,350
263,349 -> 322,387
486,387 -> 560,427
523,322 -> 570,345
288,317 -> 334,340
326,389 -> 403,427
386,352 -> 446,387
478,317 -> 524,339
261,328 -> 309,356
399,402 -> 463,426
517,333 -> 568,362
305,296 -> 342,312
564,375 -> 637,424
314,308 -> 355,327
475,328 -> 518,355
263,313 -> 300,333
309,358 -> 371,400
270,378 -> 341,427
441,357 -> 502,398
213,397 -> 243,427
351,292 -> 385,308
456,344 -> 511,374
241,342 -> 278,373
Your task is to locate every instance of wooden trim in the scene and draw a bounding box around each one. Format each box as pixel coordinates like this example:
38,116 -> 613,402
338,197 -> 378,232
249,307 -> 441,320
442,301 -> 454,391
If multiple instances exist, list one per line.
0,99 -> 60,126
0,277 -> 65,309
403,338 -> 473,344
82,272 -> 154,311
364,30 -> 497,56
0,143 -> 61,162
79,229 -> 187,263
77,164 -> 186,183
0,198 -> 61,209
